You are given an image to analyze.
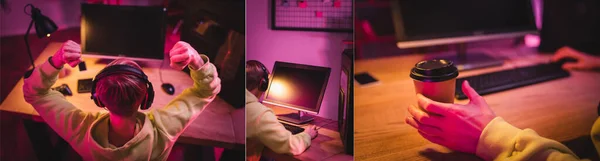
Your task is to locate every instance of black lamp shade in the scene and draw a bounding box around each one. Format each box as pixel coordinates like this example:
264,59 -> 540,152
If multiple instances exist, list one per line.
31,7 -> 57,38
23,4 -> 59,77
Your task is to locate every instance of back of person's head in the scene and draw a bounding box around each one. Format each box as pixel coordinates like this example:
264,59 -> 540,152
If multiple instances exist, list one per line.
96,59 -> 147,117
246,60 -> 269,91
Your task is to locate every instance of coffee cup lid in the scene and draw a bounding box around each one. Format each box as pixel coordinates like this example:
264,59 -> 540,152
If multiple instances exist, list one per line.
410,59 -> 458,82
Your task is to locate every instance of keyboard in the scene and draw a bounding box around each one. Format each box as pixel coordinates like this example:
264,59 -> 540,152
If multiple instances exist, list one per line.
281,122 -> 305,135
455,62 -> 570,99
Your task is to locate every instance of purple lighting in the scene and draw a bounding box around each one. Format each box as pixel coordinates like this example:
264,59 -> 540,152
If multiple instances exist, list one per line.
247,0 -> 351,120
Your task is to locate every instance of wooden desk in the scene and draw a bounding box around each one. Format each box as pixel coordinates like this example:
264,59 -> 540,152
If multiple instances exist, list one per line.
354,47 -> 600,160
0,42 -> 245,149
262,105 -> 354,161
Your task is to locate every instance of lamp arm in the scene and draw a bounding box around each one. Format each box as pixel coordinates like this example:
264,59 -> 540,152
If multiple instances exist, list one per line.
24,19 -> 35,68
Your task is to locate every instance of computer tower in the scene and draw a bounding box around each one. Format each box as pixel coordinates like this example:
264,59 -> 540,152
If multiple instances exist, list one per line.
338,49 -> 354,155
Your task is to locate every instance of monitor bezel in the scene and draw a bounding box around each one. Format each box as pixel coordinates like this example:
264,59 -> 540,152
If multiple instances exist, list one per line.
263,61 -> 331,114
80,3 -> 167,61
390,0 -> 538,49
81,52 -> 164,62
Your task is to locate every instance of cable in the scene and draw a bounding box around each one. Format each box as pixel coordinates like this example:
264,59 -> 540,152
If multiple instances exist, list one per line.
158,57 -> 165,83
218,30 -> 235,70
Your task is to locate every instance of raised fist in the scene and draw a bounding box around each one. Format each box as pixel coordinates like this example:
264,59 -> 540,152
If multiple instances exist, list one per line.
52,40 -> 82,68
169,41 -> 204,70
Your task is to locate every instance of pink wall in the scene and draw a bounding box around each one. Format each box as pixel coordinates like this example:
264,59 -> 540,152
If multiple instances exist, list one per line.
1,0 -> 82,37
0,0 -> 162,37
247,0 -> 352,120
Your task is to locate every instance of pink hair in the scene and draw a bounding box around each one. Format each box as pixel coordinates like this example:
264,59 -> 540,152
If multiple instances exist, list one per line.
96,58 -> 147,117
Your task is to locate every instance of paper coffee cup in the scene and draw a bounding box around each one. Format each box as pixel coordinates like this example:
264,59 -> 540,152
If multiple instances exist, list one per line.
410,59 -> 459,103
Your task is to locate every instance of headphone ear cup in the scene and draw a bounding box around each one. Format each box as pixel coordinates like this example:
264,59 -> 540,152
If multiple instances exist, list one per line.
91,80 -> 105,107
141,82 -> 154,110
140,95 -> 148,110
98,98 -> 105,107
258,63 -> 269,92
259,77 -> 268,91
93,94 -> 105,107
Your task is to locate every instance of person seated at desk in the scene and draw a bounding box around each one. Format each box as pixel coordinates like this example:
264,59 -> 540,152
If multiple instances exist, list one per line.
245,60 -> 318,160
22,40 -> 221,160
405,47 -> 600,161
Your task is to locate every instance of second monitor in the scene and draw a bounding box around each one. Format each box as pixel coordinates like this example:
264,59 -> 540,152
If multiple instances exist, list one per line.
263,61 -> 331,124
81,3 -> 166,61
391,0 -> 538,70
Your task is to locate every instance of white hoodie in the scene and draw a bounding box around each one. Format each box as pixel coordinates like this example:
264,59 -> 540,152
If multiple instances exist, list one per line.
23,55 -> 220,161
476,117 -> 583,161
245,90 -> 311,161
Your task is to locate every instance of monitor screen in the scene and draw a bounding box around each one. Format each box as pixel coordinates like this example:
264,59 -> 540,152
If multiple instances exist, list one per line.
263,61 -> 331,113
392,0 -> 537,47
81,4 -> 166,60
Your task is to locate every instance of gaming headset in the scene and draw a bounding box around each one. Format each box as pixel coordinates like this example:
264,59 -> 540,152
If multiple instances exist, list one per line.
90,64 -> 155,110
256,61 -> 269,92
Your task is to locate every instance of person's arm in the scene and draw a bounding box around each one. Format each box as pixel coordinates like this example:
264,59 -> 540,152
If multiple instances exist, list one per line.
147,41 -> 221,139
255,110 -> 312,155
476,117 -> 583,161
552,46 -> 600,71
591,117 -> 600,159
23,41 -> 98,142
406,80 -> 585,161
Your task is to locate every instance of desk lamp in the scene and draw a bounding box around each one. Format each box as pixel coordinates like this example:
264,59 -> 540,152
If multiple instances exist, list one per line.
24,4 -> 58,77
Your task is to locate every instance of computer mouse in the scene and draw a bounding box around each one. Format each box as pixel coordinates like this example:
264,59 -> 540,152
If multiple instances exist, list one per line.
161,83 -> 175,95
53,84 -> 73,96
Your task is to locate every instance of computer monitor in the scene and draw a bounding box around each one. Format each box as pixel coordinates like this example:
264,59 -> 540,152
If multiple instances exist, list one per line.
391,0 -> 537,70
81,4 -> 166,61
263,61 -> 331,124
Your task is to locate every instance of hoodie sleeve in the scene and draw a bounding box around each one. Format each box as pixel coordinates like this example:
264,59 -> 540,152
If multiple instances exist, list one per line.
23,59 -> 99,143
255,109 -> 312,155
590,117 -> 600,160
476,117 -> 585,161
148,55 -> 221,140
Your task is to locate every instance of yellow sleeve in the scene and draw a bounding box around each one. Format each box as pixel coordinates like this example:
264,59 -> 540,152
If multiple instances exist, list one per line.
255,109 -> 312,155
147,55 -> 221,140
590,117 -> 600,159
23,60 -> 100,143
476,117 -> 585,161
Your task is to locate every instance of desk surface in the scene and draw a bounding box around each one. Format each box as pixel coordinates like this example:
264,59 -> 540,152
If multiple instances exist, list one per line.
354,47 -> 600,160
262,105 -> 354,161
0,42 -> 245,149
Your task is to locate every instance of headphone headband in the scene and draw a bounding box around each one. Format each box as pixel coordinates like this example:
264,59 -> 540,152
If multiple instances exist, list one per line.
256,62 -> 269,91
95,65 -> 149,82
258,63 -> 268,81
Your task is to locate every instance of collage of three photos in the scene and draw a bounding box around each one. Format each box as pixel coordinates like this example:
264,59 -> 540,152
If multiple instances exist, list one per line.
1,0 -> 599,160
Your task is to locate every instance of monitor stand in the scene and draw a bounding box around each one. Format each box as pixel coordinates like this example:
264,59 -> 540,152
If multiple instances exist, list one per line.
277,111 -> 314,125
426,44 -> 504,71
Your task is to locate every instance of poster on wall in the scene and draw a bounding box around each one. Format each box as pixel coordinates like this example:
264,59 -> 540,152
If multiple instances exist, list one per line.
271,0 -> 352,32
